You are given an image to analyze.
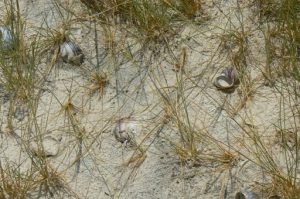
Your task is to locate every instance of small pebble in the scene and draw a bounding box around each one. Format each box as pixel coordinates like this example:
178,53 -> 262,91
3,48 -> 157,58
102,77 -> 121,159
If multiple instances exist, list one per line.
31,136 -> 60,157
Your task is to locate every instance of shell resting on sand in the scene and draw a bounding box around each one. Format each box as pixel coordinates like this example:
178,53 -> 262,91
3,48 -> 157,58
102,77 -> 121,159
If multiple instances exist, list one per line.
113,118 -> 137,146
214,67 -> 239,91
235,191 -> 281,199
235,191 -> 259,199
60,41 -> 84,66
0,26 -> 13,50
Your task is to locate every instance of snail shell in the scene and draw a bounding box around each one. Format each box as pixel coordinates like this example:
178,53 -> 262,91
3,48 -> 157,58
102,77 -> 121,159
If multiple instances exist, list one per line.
0,26 -> 13,49
214,67 -> 239,90
113,118 -> 137,146
60,41 -> 84,65
235,191 -> 259,199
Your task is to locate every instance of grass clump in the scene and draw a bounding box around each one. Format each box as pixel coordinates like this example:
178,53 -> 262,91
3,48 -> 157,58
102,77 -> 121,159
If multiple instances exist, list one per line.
80,0 -> 204,48
0,161 -> 35,198
163,0 -> 203,19
87,71 -> 109,97
258,0 -> 300,81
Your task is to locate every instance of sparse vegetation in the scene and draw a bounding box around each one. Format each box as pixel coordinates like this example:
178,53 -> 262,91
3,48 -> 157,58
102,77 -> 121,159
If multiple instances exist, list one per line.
0,0 -> 299,198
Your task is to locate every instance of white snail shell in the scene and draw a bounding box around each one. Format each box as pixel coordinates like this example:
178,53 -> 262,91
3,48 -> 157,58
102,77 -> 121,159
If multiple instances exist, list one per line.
113,118 -> 137,146
60,41 -> 84,65
214,67 -> 239,90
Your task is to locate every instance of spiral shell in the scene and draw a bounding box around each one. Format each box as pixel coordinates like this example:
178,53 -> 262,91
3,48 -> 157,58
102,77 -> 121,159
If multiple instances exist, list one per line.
113,118 -> 138,146
214,67 -> 239,91
60,41 -> 84,65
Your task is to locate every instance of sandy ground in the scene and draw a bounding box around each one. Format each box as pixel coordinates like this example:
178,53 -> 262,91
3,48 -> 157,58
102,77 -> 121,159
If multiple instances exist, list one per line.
0,0 -> 298,198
